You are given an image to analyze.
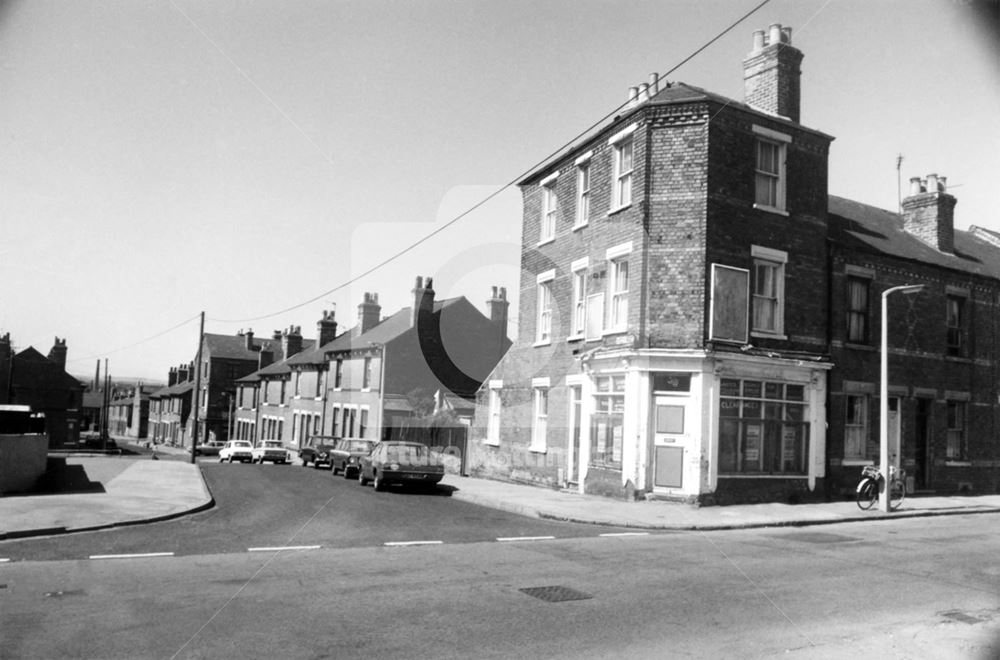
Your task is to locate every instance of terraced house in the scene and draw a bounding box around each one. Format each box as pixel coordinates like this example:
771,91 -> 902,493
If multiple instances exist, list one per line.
468,24 -> 1000,504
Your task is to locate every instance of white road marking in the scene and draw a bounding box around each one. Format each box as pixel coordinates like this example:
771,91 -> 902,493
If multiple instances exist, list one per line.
496,536 -> 556,542
89,552 -> 175,560
383,540 -> 443,547
0,558 -> 10,563
599,532 -> 650,537
247,545 -> 321,553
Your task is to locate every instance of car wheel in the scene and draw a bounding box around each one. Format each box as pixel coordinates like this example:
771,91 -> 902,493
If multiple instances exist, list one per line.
373,471 -> 385,492
358,469 -> 369,486
331,464 -> 339,475
343,466 -> 353,479
301,459 -> 309,468
228,456 -> 235,463
219,457 -> 224,463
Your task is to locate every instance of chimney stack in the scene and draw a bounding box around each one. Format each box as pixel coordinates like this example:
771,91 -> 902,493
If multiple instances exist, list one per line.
317,309 -> 338,346
168,367 -> 178,387
743,23 -> 803,122
48,337 -> 67,371
177,363 -> 189,382
411,276 -> 436,328
487,285 -> 510,348
282,326 -> 304,360
358,292 -> 382,334
901,172 -> 957,253
244,328 -> 255,351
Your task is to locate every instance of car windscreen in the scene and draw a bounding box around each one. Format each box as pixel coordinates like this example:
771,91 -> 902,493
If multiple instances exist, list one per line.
347,441 -> 374,452
384,445 -> 433,463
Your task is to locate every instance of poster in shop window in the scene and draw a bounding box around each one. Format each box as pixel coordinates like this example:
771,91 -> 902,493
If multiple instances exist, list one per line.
744,423 -> 761,463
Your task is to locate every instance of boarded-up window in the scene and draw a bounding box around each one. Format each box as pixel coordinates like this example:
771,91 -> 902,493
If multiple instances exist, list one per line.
710,265 -> 749,343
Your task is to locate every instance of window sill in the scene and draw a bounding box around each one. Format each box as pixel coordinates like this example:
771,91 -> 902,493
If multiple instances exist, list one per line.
537,237 -> 555,248
840,459 -> 873,467
750,331 -> 787,340
607,204 -> 631,217
945,355 -> 972,363
753,203 -> 789,217
533,339 -> 552,348
484,438 -> 500,447
572,222 -> 588,232
602,328 -> 629,337
361,388 -> 372,393
529,446 -> 547,454
945,460 -> 972,467
844,342 -> 875,351
567,334 -> 585,343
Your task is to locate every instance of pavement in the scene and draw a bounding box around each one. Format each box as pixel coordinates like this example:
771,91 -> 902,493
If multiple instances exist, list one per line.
3,441 -> 1000,541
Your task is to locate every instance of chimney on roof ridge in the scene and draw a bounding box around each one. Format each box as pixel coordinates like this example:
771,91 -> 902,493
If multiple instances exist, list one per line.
317,309 -> 338,346
411,276 -> 436,328
487,285 -> 510,348
168,367 -> 178,387
358,292 -> 382,334
282,325 -> 303,360
48,337 -> 67,371
177,363 -> 189,382
902,172 -> 957,254
743,23 -> 803,122
244,328 -> 255,351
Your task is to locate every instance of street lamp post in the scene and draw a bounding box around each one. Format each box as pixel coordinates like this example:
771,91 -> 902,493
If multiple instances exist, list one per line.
879,284 -> 924,512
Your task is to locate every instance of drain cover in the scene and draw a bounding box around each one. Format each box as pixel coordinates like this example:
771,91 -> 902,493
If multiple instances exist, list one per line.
519,586 -> 593,602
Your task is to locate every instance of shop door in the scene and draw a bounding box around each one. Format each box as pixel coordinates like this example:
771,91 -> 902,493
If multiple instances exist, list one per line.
652,396 -> 689,490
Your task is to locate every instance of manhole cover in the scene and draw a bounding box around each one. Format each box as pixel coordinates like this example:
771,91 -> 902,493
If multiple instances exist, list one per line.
519,586 -> 592,603
770,532 -> 861,544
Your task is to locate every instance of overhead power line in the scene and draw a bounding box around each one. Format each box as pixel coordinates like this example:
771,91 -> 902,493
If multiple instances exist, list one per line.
209,0 -> 772,325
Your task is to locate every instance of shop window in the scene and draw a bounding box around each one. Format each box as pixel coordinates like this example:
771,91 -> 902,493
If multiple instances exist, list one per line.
718,378 -> 808,475
590,375 -> 625,469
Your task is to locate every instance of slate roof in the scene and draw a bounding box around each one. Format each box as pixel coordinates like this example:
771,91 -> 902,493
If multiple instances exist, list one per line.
520,81 -> 833,185
11,347 -> 84,391
828,195 -> 1000,281
203,333 -> 283,361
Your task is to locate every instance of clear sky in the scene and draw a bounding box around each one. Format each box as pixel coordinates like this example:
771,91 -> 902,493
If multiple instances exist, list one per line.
1,0 -> 997,383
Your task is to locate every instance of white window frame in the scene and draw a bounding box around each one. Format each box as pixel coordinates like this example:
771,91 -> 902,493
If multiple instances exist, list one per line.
946,400 -> 966,461
574,152 -> 592,229
611,137 -> 634,212
535,269 -> 556,346
751,245 -> 787,338
570,257 -> 589,340
539,171 -> 558,245
605,242 -> 632,334
844,394 -> 868,460
530,377 -> 550,453
485,380 -> 502,446
752,125 -> 789,215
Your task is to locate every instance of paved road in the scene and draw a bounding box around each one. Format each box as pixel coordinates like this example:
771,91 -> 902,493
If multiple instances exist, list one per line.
3,514 -> 998,659
0,462 -> 641,561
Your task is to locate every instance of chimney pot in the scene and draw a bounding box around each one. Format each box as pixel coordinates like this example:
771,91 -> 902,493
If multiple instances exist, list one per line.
751,29 -> 765,52
638,82 -> 649,102
939,176 -> 947,192
926,173 -> 939,192
628,86 -> 638,107
415,276 -> 423,290
909,177 -> 923,195
768,23 -> 782,45
781,26 -> 792,44
648,73 -> 659,96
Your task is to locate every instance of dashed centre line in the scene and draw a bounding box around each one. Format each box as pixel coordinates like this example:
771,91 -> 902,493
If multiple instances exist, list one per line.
247,545 -> 321,553
599,532 -> 650,537
496,536 -> 557,542
0,558 -> 10,563
89,552 -> 175,560
383,540 -> 443,547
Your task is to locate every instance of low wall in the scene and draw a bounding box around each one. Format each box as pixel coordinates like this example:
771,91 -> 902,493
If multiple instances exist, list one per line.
0,434 -> 49,494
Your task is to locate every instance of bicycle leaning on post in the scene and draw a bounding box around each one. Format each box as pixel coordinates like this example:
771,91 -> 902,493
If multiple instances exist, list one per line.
856,463 -> 906,511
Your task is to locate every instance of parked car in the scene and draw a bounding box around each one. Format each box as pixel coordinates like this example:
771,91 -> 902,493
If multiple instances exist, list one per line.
219,440 -> 254,463
195,440 -> 226,456
298,434 -> 339,469
252,440 -> 289,464
357,441 -> 444,491
330,439 -> 376,478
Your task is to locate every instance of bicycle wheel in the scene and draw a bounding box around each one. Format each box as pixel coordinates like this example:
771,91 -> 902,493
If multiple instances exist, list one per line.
889,478 -> 906,511
856,478 -> 878,510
